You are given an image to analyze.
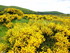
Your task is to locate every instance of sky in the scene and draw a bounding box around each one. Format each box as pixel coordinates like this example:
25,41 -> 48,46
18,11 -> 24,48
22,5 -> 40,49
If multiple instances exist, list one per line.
0,0 -> 70,14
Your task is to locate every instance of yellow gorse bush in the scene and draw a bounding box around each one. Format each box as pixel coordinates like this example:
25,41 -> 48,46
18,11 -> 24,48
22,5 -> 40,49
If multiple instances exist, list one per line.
0,8 -> 70,53
1,21 -> 69,53
4,8 -> 24,16
4,23 -> 45,53
0,8 -> 24,23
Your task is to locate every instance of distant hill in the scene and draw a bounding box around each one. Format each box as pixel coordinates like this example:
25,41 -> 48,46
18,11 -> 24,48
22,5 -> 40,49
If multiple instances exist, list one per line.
0,5 -> 64,14
37,11 -> 64,15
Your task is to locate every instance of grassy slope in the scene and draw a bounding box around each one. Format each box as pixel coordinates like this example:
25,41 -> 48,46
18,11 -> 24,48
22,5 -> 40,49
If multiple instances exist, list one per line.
0,5 -> 37,14
0,24 -> 8,43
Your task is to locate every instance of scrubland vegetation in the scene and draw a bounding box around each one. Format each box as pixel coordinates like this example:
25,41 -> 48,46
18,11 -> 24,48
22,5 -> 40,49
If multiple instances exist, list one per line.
0,7 -> 70,53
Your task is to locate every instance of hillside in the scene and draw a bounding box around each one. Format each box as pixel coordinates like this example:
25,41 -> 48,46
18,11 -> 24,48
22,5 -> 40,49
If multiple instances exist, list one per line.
0,5 -> 64,15
0,5 -> 37,14
0,6 -> 70,53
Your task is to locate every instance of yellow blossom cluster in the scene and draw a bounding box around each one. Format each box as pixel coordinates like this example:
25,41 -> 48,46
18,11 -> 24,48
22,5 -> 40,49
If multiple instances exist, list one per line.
0,8 -> 24,23
3,23 -> 45,53
4,8 -> 24,16
24,14 -> 70,27
0,8 -> 70,53
24,14 -> 59,20
0,21 -> 69,53
3,22 -> 13,28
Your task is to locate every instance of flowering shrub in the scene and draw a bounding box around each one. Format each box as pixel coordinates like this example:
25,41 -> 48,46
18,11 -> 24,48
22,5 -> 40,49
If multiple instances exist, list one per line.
4,8 -> 24,16
0,8 -> 70,53
0,21 -> 69,53
0,8 -> 24,23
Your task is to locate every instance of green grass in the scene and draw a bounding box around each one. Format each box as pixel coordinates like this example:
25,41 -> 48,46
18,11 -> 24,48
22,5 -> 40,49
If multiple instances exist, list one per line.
12,18 -> 29,23
0,24 -> 8,37
0,24 -> 8,43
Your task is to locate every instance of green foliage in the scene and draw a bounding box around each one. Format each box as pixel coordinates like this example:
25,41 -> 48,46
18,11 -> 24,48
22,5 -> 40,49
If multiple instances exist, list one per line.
12,18 -> 29,23
0,24 -> 8,44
